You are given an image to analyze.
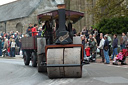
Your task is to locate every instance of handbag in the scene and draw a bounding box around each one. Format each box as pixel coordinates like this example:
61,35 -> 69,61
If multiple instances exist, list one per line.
104,46 -> 108,51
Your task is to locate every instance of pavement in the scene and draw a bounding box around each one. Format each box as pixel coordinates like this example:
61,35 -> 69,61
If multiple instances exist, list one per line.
0,55 -> 128,85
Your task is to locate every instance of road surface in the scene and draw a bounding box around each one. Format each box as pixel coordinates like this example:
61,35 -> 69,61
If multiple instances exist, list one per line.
0,57 -> 128,85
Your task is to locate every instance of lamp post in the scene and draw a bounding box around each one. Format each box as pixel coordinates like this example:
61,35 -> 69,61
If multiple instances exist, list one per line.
52,0 -> 72,44
4,21 -> 6,33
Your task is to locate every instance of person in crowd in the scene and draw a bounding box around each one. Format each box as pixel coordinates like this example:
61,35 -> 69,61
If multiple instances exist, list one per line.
106,34 -> 112,56
88,34 -> 93,54
98,35 -> 105,63
42,21 -> 53,44
85,30 -> 89,38
93,34 -> 98,46
15,34 -> 19,46
81,26 -> 86,35
3,32 -> 7,38
0,36 -> 2,56
11,39 -> 16,57
76,32 -> 80,36
84,38 -> 88,52
7,39 -> 11,57
120,33 -> 127,49
72,28 -> 77,36
38,27 -> 42,37
100,33 -> 104,37
26,23 -> 33,37
103,35 -> 110,64
81,35 -> 86,59
2,39 -> 4,50
88,34 -> 93,43
89,38 -> 97,62
84,37 -> 90,63
55,19 -> 59,31
15,32 -> 21,55
88,34 -> 93,46
68,22 -> 73,40
14,33 -> 17,39
3,38 -> 8,56
4,38 -> 8,49
32,24 -> 38,36
88,27 -> 93,35
81,35 -> 85,48
111,34 -> 118,60
85,38 -> 89,51
85,45 -> 90,64
94,28 -> 98,36
126,32 -> 128,46
113,49 -> 127,65
1,32 -> 4,37
96,32 -> 100,46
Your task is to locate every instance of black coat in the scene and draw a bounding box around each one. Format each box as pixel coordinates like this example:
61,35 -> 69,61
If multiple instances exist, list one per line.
112,38 -> 118,48
103,39 -> 109,51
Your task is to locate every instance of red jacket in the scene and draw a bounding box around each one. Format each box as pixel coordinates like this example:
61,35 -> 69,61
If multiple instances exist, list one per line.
31,27 -> 38,36
85,47 -> 90,57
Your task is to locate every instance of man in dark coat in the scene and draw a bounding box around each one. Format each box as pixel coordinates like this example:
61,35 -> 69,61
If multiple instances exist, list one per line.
111,34 -> 118,60
103,35 -> 110,64
26,24 -> 33,37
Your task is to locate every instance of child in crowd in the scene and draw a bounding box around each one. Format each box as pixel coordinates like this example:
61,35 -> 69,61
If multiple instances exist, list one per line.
84,45 -> 90,64
11,39 -> 16,57
113,46 -> 128,65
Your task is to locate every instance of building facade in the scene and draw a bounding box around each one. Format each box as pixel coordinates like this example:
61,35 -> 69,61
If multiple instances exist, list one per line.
0,0 -> 127,33
0,0 -> 57,33
65,0 -> 97,32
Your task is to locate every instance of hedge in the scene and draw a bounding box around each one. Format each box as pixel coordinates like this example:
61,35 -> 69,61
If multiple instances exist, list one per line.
94,17 -> 128,34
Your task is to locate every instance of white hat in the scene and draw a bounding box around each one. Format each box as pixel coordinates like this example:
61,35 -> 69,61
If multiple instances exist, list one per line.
104,35 -> 108,38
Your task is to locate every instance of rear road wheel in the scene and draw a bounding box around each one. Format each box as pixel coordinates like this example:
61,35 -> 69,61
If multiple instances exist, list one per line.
31,52 -> 37,67
38,54 -> 47,72
23,51 -> 30,65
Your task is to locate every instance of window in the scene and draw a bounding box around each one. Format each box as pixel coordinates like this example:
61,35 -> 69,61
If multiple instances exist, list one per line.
16,23 -> 23,33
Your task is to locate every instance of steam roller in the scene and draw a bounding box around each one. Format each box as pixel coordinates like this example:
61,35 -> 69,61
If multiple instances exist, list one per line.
22,1 -> 84,79
45,3 -> 84,78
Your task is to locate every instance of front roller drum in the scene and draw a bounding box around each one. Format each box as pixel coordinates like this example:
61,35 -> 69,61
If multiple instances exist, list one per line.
47,48 -> 82,78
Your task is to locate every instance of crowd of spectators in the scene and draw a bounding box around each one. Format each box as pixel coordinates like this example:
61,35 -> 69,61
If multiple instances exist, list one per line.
78,26 -> 128,64
0,23 -> 128,66
0,31 -> 22,57
0,23 -> 44,57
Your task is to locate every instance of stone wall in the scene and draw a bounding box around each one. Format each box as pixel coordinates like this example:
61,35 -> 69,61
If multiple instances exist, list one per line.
0,22 -> 5,32
65,0 -> 96,32
0,13 -> 38,34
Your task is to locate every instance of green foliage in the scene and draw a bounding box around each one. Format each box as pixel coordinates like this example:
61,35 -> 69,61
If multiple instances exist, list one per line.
94,17 -> 128,34
87,0 -> 128,22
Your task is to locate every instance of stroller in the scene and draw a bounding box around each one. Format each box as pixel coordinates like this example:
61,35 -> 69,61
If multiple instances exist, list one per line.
113,47 -> 128,65
89,52 -> 96,62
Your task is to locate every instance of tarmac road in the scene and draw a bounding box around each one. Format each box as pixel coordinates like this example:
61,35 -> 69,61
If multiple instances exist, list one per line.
0,57 -> 128,85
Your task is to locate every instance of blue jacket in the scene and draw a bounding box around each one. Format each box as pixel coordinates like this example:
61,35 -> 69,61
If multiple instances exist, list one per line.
112,38 -> 118,48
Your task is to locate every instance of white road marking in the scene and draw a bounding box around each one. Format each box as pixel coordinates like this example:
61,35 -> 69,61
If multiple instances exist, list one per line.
122,67 -> 128,68
106,64 -> 128,69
